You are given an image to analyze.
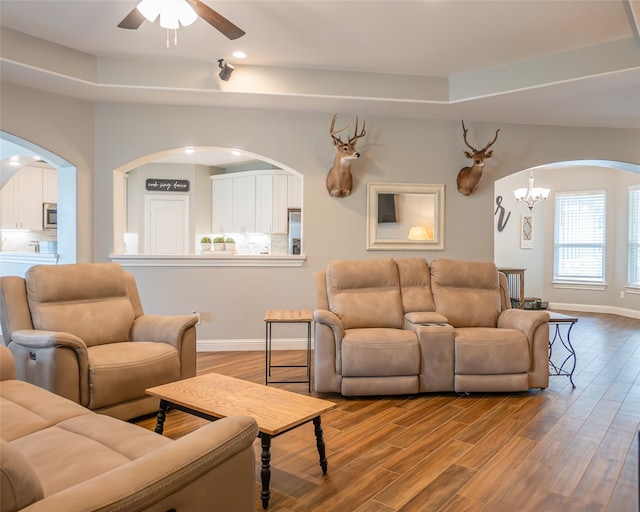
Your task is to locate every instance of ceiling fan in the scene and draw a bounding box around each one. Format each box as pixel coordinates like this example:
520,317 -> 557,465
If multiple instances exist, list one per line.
118,0 -> 245,40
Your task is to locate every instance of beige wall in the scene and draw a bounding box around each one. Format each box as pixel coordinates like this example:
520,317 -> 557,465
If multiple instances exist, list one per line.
0,82 -> 94,263
1,84 -> 639,342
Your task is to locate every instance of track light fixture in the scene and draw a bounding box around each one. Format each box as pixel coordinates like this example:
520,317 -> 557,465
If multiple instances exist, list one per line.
217,59 -> 234,81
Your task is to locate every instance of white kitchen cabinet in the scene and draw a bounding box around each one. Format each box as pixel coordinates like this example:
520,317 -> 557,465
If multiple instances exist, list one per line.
287,174 -> 302,209
231,175 -> 256,233
211,174 -> 256,233
42,168 -> 58,204
1,166 -> 43,230
212,170 -> 294,235
256,173 -> 288,234
211,176 -> 233,233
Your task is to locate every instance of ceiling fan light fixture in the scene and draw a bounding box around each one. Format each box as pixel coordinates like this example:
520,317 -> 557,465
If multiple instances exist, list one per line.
137,0 -> 197,29
136,0 -> 161,23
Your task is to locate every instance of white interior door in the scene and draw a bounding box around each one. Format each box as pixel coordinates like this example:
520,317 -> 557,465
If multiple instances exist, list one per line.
144,195 -> 189,254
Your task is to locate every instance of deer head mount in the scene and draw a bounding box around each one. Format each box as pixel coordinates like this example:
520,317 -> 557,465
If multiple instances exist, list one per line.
326,114 -> 366,197
456,120 -> 500,196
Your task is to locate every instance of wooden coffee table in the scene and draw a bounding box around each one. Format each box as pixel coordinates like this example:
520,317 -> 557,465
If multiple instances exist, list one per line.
147,373 -> 337,509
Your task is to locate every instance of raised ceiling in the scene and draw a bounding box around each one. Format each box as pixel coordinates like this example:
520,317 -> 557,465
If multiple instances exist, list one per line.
1,0 -> 639,129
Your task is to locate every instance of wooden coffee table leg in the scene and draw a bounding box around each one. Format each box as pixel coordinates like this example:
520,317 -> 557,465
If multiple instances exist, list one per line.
260,433 -> 272,509
313,416 -> 328,474
154,399 -> 170,435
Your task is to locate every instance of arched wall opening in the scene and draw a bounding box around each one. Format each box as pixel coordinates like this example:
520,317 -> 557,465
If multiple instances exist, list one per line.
494,159 -> 640,317
112,146 -> 303,256
0,131 -> 78,270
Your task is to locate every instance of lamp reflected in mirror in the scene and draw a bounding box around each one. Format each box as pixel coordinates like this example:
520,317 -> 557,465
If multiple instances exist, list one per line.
408,226 -> 433,241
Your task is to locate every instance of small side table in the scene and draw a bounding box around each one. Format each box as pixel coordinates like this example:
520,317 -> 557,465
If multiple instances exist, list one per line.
264,309 -> 313,391
547,311 -> 578,388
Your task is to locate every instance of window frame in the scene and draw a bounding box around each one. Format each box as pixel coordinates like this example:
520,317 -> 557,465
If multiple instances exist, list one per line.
553,190 -> 606,285
628,185 -> 640,289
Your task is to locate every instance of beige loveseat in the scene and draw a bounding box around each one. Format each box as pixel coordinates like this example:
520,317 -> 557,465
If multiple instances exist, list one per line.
0,263 -> 197,420
0,345 -> 258,512
314,258 -> 550,395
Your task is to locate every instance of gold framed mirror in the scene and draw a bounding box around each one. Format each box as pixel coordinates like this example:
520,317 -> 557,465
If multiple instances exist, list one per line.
367,182 -> 445,250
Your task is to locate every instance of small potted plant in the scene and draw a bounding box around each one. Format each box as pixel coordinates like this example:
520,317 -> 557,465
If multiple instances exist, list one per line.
213,236 -> 226,251
225,237 -> 236,253
200,236 -> 212,252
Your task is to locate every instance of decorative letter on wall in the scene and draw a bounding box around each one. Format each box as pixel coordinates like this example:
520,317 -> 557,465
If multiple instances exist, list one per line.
494,195 -> 511,232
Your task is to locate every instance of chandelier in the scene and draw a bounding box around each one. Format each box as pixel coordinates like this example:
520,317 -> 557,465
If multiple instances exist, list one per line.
514,171 -> 550,210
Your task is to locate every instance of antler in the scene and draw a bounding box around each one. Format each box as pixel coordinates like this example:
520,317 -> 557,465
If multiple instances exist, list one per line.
482,128 -> 500,151
330,114 -> 349,144
462,119 -> 500,152
461,120 -> 476,152
348,116 -> 366,145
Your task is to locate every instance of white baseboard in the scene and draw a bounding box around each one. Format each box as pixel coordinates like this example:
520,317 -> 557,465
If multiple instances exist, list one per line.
547,303 -> 640,320
197,337 -> 313,352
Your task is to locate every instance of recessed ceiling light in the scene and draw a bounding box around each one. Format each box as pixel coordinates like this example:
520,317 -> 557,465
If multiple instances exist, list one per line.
232,51 -> 247,59
184,147 -> 195,154
231,149 -> 242,156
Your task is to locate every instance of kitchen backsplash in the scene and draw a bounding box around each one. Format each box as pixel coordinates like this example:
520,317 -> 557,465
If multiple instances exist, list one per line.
1,230 -> 57,253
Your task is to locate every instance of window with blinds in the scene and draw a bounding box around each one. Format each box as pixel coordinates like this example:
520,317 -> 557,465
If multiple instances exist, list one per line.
554,190 -> 606,283
629,186 -> 640,288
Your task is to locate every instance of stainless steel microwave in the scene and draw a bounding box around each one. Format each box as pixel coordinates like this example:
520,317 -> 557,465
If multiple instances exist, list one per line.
43,203 -> 57,230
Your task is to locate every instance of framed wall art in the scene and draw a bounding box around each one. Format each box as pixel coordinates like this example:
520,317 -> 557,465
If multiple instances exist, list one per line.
520,214 -> 533,248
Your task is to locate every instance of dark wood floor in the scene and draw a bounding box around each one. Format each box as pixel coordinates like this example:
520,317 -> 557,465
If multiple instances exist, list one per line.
135,311 -> 640,511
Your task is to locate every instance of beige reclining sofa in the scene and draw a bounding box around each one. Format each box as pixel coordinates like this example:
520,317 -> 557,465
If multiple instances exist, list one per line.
0,345 -> 258,512
314,258 -> 550,396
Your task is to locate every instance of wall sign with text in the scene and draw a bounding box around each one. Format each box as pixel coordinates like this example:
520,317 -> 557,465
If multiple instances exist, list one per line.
145,179 -> 190,192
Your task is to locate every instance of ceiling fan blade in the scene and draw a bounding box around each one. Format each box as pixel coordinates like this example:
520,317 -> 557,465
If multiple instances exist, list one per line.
118,6 -> 146,29
189,1 -> 246,40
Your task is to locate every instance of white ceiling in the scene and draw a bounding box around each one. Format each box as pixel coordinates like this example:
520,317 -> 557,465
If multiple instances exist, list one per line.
1,0 -> 639,134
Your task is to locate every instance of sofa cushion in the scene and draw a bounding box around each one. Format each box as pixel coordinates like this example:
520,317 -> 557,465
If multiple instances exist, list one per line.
88,342 -> 180,410
454,328 -> 530,374
327,258 -> 404,329
430,259 -> 501,327
0,380 -> 93,442
10,414 -> 171,498
25,263 -> 135,347
396,258 -> 436,313
0,439 -> 44,512
342,328 -> 419,376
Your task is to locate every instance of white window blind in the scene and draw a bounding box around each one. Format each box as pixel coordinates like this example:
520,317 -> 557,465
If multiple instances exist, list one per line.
554,191 -> 605,283
629,186 -> 640,287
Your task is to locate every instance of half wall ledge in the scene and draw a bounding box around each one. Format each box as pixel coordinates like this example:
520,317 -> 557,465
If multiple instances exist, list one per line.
109,254 -> 306,267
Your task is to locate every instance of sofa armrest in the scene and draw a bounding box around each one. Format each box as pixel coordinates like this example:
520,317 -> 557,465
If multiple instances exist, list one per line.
20,416 -> 259,512
497,309 -> 549,341
313,309 -> 344,393
9,330 -> 90,405
0,345 -> 16,381
499,309 -> 550,389
11,330 -> 88,352
313,309 -> 345,340
404,311 -> 449,328
130,314 -> 198,348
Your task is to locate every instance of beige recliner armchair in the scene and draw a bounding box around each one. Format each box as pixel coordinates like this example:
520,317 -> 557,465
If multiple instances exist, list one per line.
0,262 -> 198,420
